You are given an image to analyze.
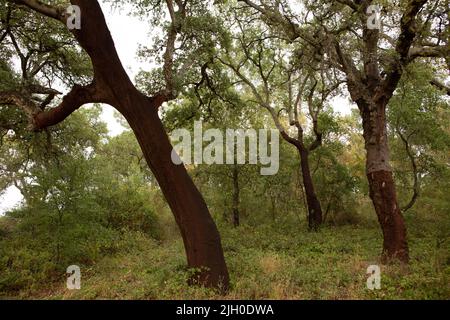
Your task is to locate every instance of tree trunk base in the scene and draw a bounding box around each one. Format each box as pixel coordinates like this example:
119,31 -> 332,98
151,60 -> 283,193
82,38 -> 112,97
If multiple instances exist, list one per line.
368,170 -> 409,263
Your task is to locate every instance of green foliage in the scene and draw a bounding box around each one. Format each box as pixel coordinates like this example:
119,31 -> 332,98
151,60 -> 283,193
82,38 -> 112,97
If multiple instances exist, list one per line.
0,110 -> 161,294
6,213 -> 447,300
388,62 -> 450,212
311,143 -> 360,225
0,1 -> 92,87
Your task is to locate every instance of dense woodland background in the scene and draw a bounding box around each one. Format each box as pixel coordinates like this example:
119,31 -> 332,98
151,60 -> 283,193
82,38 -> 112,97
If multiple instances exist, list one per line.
0,0 -> 449,299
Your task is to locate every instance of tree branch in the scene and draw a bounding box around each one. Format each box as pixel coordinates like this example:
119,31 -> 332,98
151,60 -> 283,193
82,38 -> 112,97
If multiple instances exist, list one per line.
382,0 -> 429,97
408,45 -> 448,60
9,0 -> 66,22
0,90 -> 41,118
396,123 -> 420,213
32,83 -> 103,130
430,78 -> 450,95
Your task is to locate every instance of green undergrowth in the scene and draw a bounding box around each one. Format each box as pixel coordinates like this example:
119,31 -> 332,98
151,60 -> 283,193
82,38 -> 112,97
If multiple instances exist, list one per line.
3,212 -> 447,300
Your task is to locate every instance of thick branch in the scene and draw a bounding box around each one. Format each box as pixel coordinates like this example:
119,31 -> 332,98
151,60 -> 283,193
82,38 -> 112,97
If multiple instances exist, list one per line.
306,79 -> 322,151
408,45 -> 448,60
382,0 -> 429,97
9,0 -> 182,117
333,40 -> 363,87
361,0 -> 381,90
33,83 -> 102,130
162,0 -> 184,101
0,90 -> 40,118
9,0 -> 66,22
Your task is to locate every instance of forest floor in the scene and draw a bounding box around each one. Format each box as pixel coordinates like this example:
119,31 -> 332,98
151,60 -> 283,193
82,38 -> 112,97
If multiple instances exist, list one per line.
5,211 -> 450,300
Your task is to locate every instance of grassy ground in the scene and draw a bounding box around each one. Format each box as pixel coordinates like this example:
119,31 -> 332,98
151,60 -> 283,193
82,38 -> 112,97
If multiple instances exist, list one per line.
9,210 -> 449,300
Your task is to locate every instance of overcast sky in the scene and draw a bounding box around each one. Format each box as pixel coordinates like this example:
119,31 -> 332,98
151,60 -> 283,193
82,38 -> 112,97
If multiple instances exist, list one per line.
0,1 -> 354,214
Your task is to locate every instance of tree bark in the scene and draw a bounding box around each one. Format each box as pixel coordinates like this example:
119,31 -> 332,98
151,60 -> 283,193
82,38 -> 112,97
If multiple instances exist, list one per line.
232,164 -> 240,227
361,102 -> 409,263
122,93 -> 229,290
298,148 -> 323,231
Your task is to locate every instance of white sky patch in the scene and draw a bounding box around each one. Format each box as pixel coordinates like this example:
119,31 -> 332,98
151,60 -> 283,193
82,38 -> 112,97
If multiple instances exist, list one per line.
330,96 -> 354,116
99,1 -> 154,80
96,1 -> 155,137
0,186 -> 23,216
99,105 -> 125,137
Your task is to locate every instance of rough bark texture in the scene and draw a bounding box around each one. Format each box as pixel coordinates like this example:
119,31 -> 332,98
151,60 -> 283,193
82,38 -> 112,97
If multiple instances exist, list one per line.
360,102 -> 409,263
14,0 -> 230,291
299,148 -> 323,231
367,171 -> 409,263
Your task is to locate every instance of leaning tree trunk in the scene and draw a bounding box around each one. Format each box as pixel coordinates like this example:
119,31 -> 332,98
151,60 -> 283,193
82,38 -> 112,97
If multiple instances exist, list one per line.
298,148 -> 323,230
31,0 -> 231,291
361,102 -> 409,263
123,93 -> 230,289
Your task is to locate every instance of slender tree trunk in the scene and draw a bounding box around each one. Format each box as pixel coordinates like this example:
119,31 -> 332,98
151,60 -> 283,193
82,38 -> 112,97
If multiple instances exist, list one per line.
361,102 -> 409,263
232,164 -> 240,227
298,148 -> 323,230
296,168 -> 309,223
396,125 -> 420,213
322,201 -> 331,224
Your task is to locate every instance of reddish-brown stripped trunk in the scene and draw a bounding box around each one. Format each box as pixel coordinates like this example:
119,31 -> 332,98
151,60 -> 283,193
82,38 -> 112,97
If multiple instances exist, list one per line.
30,0 -> 230,291
360,100 -> 409,263
122,92 -> 230,290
